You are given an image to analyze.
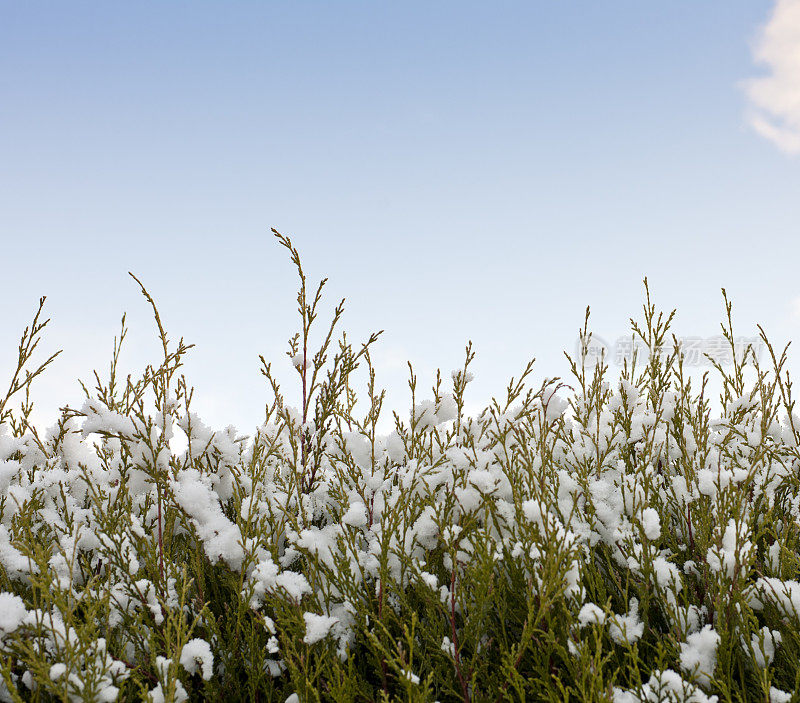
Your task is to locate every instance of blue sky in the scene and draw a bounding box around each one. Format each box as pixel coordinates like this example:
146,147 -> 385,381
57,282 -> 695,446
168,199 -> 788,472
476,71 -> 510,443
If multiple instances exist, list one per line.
2,1 -> 800,434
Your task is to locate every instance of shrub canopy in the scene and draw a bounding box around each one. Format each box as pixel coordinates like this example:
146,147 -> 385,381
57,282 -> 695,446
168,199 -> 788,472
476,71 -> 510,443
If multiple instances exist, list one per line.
0,231 -> 799,702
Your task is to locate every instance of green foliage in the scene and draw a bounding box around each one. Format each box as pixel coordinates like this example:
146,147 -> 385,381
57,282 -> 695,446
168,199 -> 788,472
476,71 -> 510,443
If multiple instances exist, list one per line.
0,230 -> 798,702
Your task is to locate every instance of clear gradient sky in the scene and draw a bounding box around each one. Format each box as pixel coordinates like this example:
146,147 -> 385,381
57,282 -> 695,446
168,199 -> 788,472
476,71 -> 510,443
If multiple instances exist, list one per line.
2,1 -> 800,435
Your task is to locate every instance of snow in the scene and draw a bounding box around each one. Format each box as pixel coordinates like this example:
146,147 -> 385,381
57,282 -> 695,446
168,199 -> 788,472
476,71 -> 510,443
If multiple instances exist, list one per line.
578,602 -> 607,627
747,627 -> 781,668
169,469 -> 244,570
748,577 -> 800,618
49,663 -> 67,681
770,688 -> 792,703
609,598 -> 644,645
613,668 -> 719,702
679,626 -> 720,687
291,353 -> 307,369
341,501 -> 368,527
640,507 -> 661,540
147,681 -> 188,703
652,556 -> 682,593
0,592 -> 27,634
78,400 -> 136,439
247,557 -> 311,607
180,638 -> 214,680
402,670 -> 420,685
0,524 -> 34,580
303,613 -> 339,645
707,520 -> 753,579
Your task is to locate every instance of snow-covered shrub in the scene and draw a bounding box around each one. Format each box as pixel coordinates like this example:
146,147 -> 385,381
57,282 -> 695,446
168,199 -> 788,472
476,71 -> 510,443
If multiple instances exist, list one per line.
0,230 -> 798,701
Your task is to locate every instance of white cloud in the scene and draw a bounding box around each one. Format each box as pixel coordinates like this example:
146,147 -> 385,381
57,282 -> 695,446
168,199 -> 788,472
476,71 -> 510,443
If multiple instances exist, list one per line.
745,0 -> 800,154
